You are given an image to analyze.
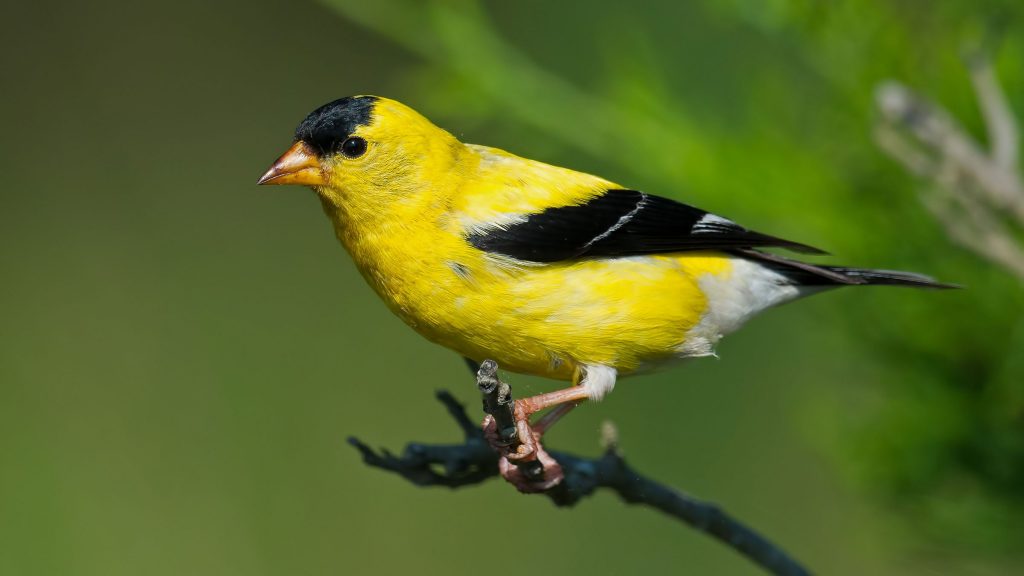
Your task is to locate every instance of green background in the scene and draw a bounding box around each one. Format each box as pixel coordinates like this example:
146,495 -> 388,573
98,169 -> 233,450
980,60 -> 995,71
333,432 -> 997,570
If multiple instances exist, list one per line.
2,1 -> 1022,574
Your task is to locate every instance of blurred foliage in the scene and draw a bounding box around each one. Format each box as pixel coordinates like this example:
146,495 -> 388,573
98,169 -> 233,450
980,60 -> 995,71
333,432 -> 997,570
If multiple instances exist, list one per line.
2,0 -> 1023,575
324,0 -> 1024,555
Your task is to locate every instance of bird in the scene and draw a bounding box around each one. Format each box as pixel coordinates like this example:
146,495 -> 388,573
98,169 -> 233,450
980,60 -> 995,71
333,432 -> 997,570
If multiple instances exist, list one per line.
258,95 -> 951,490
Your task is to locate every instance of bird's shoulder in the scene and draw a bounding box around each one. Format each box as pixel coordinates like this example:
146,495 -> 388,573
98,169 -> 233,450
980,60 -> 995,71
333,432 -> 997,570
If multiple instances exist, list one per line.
451,144 -> 618,233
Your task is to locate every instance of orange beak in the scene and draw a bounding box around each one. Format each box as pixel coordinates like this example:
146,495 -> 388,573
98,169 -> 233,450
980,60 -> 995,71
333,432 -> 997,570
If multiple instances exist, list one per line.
257,141 -> 326,186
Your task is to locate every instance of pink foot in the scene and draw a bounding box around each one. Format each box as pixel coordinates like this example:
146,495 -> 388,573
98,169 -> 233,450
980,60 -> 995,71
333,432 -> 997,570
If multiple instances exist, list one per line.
483,413 -> 564,492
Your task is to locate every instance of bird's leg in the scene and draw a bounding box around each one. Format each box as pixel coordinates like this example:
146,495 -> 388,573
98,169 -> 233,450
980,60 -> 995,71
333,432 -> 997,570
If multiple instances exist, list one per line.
505,386 -> 591,462
532,402 -> 579,436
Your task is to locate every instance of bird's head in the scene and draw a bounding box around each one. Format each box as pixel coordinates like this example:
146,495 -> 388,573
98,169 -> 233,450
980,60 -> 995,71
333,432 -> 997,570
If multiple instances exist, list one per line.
258,96 -> 462,208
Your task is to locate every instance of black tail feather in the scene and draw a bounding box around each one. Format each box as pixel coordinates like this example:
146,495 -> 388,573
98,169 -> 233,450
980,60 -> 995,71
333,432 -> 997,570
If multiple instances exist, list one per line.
814,266 -> 957,288
735,249 -> 958,289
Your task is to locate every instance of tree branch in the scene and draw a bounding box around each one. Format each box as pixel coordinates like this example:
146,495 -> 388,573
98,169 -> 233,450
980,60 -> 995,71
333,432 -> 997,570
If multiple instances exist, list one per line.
349,367 -> 812,576
874,52 -> 1024,282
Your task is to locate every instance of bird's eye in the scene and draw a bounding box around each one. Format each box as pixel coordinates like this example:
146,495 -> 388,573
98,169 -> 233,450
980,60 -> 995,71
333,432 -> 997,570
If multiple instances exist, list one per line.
340,137 -> 367,158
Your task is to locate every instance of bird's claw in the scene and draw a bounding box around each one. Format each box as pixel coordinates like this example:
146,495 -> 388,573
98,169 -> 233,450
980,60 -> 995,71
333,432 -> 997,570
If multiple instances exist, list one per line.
482,411 -> 564,493
497,445 -> 563,493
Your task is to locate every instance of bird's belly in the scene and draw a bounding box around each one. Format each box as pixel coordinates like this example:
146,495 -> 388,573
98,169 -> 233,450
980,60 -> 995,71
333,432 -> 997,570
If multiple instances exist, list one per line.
402,254 -> 733,380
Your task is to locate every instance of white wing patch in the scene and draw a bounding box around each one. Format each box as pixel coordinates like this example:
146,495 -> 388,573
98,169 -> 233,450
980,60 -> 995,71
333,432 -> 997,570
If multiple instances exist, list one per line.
690,213 -> 736,234
460,212 -> 528,237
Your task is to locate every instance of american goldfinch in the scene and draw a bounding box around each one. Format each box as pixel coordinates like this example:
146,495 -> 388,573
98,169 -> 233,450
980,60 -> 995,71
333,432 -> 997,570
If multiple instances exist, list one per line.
259,96 -> 949,487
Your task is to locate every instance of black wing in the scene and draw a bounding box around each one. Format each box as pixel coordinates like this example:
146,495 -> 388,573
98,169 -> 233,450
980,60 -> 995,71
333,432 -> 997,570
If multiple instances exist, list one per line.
467,189 -> 825,263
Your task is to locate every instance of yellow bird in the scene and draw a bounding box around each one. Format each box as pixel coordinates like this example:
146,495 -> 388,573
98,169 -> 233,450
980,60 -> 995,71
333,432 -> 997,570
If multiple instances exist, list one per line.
259,96 -> 948,487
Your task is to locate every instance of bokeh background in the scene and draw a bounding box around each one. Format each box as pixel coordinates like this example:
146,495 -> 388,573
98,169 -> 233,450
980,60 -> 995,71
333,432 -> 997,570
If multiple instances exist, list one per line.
2,1 -> 1023,574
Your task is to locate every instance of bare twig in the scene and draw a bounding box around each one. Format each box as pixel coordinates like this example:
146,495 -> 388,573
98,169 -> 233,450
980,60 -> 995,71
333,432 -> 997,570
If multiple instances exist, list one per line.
349,372 -> 812,576
966,54 -> 1019,172
874,52 -> 1024,281
875,81 -> 1024,222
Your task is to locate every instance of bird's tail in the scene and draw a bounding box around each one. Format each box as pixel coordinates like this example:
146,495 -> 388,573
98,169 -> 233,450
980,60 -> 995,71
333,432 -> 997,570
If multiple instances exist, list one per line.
736,249 -> 958,289
805,266 -> 954,288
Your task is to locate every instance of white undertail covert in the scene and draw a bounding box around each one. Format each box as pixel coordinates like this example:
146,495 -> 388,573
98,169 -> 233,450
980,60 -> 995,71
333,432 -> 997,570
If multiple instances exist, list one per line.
679,258 -> 806,358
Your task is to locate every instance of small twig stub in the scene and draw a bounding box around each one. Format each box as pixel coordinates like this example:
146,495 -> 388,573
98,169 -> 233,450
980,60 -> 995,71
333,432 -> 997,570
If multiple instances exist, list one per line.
476,359 -> 517,443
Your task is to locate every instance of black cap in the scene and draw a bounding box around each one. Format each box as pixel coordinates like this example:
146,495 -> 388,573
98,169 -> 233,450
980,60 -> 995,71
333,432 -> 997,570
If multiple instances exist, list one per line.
295,96 -> 377,155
